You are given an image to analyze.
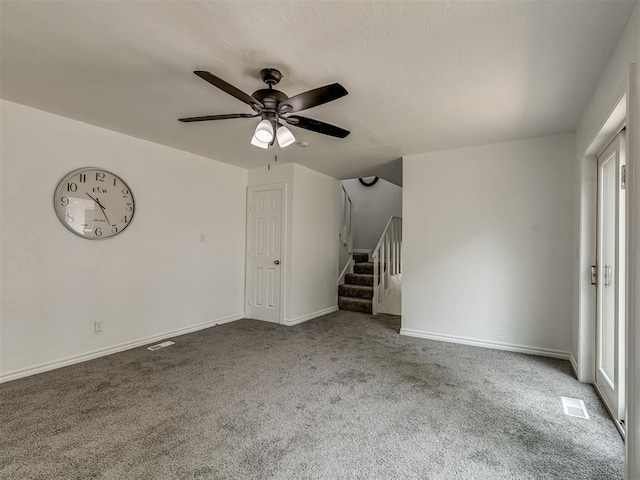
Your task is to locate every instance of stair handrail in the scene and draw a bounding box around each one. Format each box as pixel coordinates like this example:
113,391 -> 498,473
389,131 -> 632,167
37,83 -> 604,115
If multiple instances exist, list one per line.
340,185 -> 354,254
372,216 -> 402,315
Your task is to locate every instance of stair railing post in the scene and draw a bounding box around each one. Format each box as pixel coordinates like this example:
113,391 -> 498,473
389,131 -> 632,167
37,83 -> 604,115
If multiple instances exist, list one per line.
383,233 -> 386,292
373,251 -> 379,315
393,218 -> 397,275
399,218 -> 402,274
348,198 -> 353,253
384,233 -> 390,291
395,219 -> 400,274
342,187 -> 347,241
392,220 -> 397,275
396,220 -> 400,274
390,222 -> 395,276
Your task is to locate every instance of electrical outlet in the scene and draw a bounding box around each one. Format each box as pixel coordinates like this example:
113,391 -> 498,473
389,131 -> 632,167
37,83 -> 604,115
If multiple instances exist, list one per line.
94,321 -> 103,333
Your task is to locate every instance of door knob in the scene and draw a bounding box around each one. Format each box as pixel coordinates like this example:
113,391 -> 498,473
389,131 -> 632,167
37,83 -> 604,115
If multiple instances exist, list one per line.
274,260 -> 280,265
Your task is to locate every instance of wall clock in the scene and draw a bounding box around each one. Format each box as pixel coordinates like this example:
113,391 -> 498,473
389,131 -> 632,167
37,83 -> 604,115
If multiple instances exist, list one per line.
359,176 -> 379,187
53,168 -> 135,239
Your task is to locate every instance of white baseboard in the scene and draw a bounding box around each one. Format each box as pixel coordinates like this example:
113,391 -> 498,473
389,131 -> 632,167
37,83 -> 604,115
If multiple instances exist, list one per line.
0,313 -> 245,384
283,306 -> 339,326
399,328 -> 571,360
569,353 -> 579,379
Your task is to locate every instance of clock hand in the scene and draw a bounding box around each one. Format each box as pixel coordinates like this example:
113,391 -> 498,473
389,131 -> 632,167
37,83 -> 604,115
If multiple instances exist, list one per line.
86,193 -> 112,225
95,199 -> 111,225
85,192 -> 100,204
93,196 -> 108,212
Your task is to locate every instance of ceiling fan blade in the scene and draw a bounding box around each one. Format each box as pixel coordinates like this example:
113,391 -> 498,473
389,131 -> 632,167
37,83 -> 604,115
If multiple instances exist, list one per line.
284,115 -> 350,138
178,113 -> 258,122
278,83 -> 348,113
194,71 -> 263,110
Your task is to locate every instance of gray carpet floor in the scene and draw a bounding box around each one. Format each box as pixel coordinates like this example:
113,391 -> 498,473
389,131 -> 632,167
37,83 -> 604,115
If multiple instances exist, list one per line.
0,311 -> 624,479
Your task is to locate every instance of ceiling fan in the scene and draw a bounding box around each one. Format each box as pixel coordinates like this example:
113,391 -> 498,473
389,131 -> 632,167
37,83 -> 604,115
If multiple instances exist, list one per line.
178,68 -> 350,149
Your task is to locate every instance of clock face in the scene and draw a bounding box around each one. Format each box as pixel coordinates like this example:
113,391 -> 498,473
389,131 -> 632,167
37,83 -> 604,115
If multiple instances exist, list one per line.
54,168 -> 135,239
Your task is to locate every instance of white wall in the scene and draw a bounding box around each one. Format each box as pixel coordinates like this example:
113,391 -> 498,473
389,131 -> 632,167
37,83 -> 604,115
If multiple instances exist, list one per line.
572,3 -> 640,382
402,134 -> 575,357
342,178 -> 402,251
289,165 -> 341,322
248,163 -> 341,325
577,5 -> 639,155
0,100 -> 248,381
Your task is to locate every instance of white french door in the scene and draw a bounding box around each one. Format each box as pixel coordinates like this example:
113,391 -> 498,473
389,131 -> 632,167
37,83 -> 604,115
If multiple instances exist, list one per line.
248,187 -> 283,323
595,130 -> 627,430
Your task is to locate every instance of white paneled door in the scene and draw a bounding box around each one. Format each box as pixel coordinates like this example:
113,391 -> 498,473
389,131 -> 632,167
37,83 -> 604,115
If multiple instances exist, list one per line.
595,131 -> 626,431
248,188 -> 283,323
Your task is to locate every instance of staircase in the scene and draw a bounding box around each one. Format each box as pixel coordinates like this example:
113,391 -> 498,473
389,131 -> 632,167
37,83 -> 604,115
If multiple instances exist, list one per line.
339,252 -> 374,313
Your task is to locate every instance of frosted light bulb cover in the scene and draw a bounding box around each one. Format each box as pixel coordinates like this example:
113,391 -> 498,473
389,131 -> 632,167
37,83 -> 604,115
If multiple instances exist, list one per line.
251,134 -> 269,149
276,125 -> 296,148
254,119 -> 274,143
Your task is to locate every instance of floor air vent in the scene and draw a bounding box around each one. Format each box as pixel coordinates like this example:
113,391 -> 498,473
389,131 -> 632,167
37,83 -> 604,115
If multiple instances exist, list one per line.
147,341 -> 175,351
561,397 -> 589,419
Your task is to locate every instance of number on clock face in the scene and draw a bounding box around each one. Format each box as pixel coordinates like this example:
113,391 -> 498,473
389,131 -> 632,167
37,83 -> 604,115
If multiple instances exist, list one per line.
54,168 -> 135,239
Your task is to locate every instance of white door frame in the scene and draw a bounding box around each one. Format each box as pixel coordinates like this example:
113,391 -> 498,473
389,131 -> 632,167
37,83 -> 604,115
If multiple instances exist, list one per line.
575,88 -> 626,384
245,182 -> 287,324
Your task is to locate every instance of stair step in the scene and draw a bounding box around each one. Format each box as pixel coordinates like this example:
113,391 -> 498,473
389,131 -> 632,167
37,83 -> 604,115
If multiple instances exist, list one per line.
338,284 -> 373,299
345,273 -> 374,287
339,296 -> 372,314
354,262 -> 374,275
353,252 -> 369,263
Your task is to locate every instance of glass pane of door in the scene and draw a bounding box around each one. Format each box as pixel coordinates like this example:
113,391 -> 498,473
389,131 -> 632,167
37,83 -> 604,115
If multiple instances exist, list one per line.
599,155 -> 616,385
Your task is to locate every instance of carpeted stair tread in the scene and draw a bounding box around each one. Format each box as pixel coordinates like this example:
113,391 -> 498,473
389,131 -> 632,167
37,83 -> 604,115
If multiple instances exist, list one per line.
344,273 -> 374,287
338,296 -> 372,313
353,252 -> 369,263
354,262 -> 374,275
338,284 -> 373,300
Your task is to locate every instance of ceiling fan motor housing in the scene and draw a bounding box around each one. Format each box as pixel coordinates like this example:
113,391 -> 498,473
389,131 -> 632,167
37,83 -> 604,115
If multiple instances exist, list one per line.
251,88 -> 288,110
252,89 -> 288,130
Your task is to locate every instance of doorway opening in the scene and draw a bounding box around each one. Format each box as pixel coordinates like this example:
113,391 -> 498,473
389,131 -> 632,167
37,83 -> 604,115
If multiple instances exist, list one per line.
576,90 -> 629,439
338,176 -> 403,315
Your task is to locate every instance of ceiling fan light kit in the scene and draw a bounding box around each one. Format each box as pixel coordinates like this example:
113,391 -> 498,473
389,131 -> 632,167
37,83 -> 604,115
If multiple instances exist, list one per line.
254,119 -> 274,143
179,68 -> 350,150
276,125 -> 296,148
251,135 -> 269,149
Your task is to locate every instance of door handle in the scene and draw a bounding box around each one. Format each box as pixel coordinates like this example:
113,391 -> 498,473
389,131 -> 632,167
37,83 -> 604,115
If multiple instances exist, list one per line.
604,265 -> 612,287
273,260 -> 280,265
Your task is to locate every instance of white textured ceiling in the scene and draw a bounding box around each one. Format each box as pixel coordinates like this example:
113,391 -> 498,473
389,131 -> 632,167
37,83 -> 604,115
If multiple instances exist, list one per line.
0,1 -> 635,183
